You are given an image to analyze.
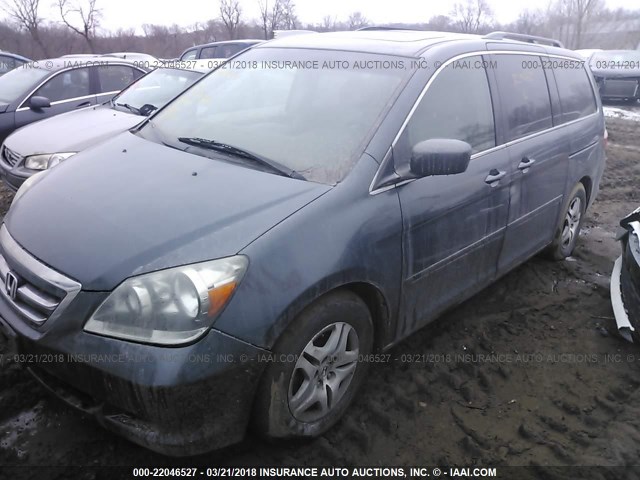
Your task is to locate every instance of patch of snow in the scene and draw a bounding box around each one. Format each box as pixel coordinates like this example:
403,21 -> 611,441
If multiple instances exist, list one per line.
604,106 -> 640,122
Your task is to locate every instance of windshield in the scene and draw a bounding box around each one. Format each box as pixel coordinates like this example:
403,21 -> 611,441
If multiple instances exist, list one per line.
114,68 -> 202,113
0,65 -> 51,103
591,51 -> 640,68
140,48 -> 413,184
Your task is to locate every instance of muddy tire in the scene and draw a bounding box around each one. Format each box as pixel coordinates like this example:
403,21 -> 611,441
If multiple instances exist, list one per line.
546,183 -> 587,260
252,290 -> 373,440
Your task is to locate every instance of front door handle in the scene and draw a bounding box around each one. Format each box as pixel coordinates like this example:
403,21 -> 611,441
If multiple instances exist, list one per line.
518,156 -> 536,172
485,169 -> 506,186
75,101 -> 91,109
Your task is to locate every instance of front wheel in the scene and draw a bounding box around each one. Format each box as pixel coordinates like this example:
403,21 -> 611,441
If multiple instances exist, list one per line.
252,290 -> 373,439
546,183 -> 587,260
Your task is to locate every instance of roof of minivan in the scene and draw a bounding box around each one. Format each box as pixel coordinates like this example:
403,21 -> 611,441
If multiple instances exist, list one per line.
256,30 -> 575,57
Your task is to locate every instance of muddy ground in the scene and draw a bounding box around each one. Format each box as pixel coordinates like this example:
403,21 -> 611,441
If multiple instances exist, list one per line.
1,104 -> 640,479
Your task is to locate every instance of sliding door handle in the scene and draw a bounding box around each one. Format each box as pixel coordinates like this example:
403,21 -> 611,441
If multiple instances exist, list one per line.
485,169 -> 506,186
518,156 -> 536,172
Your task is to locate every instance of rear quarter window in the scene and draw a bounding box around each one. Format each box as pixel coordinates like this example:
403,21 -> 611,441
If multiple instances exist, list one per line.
181,49 -> 198,60
493,54 -> 553,141
551,62 -> 597,123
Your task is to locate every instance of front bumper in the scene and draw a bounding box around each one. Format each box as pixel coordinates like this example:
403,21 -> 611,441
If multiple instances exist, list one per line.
0,293 -> 269,456
611,231 -> 640,343
0,161 -> 32,191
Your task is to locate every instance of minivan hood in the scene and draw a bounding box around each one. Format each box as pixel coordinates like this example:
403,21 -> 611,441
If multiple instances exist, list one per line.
5,104 -> 143,155
6,132 -> 330,291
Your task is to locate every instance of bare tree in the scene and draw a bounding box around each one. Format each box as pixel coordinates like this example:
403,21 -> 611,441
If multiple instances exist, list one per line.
1,0 -> 49,56
320,15 -> 337,32
219,0 -> 241,40
512,9 -> 546,36
280,0 -> 297,30
347,11 -> 368,30
451,0 -> 493,33
258,0 -> 284,39
57,0 -> 101,52
428,14 -> 454,31
546,0 -> 603,48
571,0 -> 603,48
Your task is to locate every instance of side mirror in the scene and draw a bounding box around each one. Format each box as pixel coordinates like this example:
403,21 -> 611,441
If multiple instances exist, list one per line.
29,96 -> 51,110
410,139 -> 472,178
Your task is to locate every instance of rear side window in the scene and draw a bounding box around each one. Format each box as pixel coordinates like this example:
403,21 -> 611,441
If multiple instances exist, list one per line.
97,65 -> 137,93
493,55 -> 552,141
217,44 -> 244,58
181,49 -> 198,60
34,67 -> 90,102
404,55 -> 496,154
0,56 -> 18,74
200,46 -> 218,59
552,63 -> 597,123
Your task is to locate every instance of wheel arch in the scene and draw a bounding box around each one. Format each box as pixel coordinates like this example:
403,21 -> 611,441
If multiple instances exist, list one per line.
267,278 -> 394,353
579,175 -> 593,205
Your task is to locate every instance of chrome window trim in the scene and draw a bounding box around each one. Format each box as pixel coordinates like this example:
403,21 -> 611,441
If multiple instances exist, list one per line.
16,62 -> 145,111
96,90 -> 120,97
16,93 -> 96,112
0,224 -> 81,327
369,49 -> 600,196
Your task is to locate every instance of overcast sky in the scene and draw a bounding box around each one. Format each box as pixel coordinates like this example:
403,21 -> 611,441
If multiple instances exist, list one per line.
2,0 -> 635,34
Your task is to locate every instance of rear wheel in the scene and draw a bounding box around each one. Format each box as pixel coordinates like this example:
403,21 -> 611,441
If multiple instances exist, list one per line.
546,183 -> 586,260
252,291 -> 373,439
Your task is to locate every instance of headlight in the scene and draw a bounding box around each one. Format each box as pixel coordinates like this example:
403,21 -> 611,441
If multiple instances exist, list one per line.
24,152 -> 76,170
11,170 -> 47,206
84,256 -> 248,345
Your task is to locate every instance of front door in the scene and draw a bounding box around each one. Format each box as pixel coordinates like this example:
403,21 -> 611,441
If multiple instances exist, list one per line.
395,56 -> 512,338
15,67 -> 97,129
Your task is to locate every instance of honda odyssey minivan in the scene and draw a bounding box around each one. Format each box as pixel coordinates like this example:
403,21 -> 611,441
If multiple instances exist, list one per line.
0,30 -> 605,456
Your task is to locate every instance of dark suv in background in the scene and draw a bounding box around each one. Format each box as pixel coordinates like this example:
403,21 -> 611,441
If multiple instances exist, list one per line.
0,30 -> 605,455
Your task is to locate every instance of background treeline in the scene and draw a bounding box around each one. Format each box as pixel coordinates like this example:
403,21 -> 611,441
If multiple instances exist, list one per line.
1,0 -> 639,60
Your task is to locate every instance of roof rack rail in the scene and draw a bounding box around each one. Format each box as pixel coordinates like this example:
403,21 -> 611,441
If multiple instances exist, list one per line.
356,26 -> 422,32
484,31 -> 564,48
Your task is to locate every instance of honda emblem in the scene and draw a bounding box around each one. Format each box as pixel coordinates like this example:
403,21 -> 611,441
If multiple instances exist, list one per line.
5,272 -> 18,300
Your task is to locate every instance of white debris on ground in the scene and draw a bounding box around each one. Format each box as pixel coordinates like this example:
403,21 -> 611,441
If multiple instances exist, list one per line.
604,106 -> 640,122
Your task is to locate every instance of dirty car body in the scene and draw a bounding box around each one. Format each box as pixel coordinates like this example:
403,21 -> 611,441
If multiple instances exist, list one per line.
0,31 -> 606,455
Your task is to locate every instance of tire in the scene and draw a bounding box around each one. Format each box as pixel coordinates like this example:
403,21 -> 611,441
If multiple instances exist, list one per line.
545,183 -> 587,260
252,290 -> 373,439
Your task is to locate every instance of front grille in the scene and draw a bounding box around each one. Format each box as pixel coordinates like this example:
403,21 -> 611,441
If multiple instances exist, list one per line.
0,225 -> 80,326
1,145 -> 22,167
602,79 -> 639,98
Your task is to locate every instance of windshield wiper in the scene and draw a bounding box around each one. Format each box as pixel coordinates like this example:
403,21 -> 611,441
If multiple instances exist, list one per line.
115,102 -> 141,115
177,137 -> 305,180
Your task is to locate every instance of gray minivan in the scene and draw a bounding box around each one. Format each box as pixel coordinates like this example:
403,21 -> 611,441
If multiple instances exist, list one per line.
0,30 -> 605,456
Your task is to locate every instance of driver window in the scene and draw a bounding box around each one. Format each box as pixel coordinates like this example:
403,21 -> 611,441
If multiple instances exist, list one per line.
33,68 -> 90,103
401,55 -> 496,157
